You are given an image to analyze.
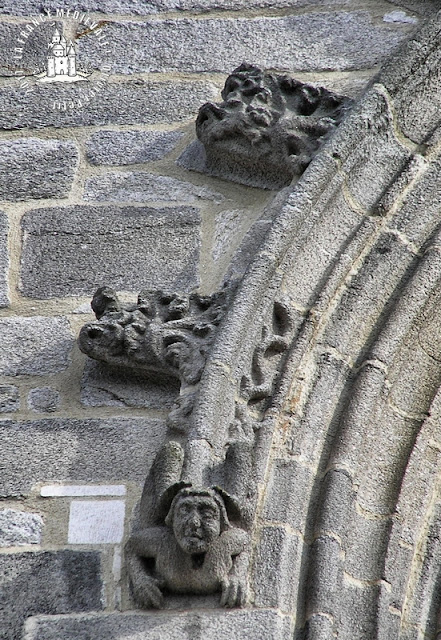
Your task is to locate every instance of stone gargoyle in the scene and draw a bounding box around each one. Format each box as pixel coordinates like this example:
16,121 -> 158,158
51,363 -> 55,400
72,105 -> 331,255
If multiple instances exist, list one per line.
78,284 -> 234,387
178,63 -> 353,189
125,441 -> 250,609
126,485 -> 248,608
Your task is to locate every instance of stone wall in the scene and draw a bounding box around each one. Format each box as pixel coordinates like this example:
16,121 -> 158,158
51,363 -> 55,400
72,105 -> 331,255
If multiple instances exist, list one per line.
1,1 -> 440,639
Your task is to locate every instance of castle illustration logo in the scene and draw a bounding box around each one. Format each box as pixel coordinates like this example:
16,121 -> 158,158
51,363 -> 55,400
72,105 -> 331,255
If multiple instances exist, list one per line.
35,26 -> 91,83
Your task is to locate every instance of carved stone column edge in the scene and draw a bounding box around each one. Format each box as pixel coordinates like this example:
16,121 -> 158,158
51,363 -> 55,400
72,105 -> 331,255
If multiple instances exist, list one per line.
187,9 -> 441,639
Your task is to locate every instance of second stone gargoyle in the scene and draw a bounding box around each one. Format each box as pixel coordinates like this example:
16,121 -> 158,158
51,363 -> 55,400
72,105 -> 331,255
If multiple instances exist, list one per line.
78,284 -> 235,386
126,485 -> 249,608
178,62 -> 353,189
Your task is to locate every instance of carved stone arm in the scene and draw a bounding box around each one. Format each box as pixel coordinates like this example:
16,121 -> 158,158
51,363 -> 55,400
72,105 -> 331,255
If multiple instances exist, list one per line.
220,529 -> 249,608
125,528 -> 166,609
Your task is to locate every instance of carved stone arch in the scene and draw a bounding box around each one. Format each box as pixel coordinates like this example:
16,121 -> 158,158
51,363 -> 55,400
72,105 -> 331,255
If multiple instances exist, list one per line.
181,10 -> 441,639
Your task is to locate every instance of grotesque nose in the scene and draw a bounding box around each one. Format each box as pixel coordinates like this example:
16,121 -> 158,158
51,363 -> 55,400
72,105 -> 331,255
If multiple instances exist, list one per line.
88,326 -> 104,339
187,509 -> 201,528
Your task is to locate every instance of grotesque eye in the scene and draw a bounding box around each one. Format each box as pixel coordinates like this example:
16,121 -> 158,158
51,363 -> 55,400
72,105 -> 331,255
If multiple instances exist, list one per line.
225,78 -> 240,95
200,507 -> 217,520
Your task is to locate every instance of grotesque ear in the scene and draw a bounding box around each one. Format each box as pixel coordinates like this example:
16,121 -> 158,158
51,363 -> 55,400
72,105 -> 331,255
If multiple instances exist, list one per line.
91,286 -> 121,319
159,482 -> 192,526
212,486 -> 242,525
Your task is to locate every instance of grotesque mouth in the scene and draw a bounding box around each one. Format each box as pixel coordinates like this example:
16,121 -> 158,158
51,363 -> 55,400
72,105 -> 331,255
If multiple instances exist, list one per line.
185,531 -> 203,541
196,102 -> 226,129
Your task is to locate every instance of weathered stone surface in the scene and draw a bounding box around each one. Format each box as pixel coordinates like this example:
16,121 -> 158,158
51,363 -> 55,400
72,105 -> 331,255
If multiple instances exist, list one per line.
0,80 -> 218,130
386,333 -> 441,417
301,614 -> 335,639
376,587 -> 402,640
380,13 -> 441,144
330,364 -> 387,475
0,508 -> 43,546
0,0 -> 397,16
79,14 -> 412,74
327,87 -> 414,213
86,130 -> 184,166
1,417 -> 167,497
225,219 -> 272,281
313,469 -> 356,539
263,459 -> 314,533
344,509 -> 391,582
0,317 -> 73,375
394,421 -> 441,548
81,360 -> 179,409
281,187 -> 375,309
84,171 -> 223,203
28,387 -> 61,413
288,353 -> 352,466
311,70 -> 377,99
338,582 -> 380,640
253,526 -> 299,609
0,139 -> 77,201
0,20 -> 63,77
0,212 -> 9,308
388,154 -> 441,248
355,402 -> 421,516
322,232 -> 415,362
20,205 -> 200,298
183,64 -> 352,189
68,500 -> 125,544
212,210 -> 245,263
306,536 -> 343,617
394,504 -> 441,638
0,384 -> 20,413
0,551 -> 103,640
25,610 -> 292,640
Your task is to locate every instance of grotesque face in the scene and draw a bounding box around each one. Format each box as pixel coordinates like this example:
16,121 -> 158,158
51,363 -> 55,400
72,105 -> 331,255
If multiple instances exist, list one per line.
193,63 -> 352,189
172,494 -> 221,554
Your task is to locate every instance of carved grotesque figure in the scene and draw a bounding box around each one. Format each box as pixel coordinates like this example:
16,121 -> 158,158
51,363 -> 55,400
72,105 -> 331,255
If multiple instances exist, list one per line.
78,285 -> 234,386
126,487 -> 249,608
180,63 -> 352,189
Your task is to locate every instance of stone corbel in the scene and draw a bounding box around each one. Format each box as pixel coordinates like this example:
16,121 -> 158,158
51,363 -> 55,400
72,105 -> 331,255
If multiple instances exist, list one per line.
78,283 -> 235,432
78,280 -> 295,608
178,63 -> 353,189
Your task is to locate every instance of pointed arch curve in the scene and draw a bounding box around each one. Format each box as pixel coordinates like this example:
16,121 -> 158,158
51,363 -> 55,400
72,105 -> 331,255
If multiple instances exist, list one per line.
185,10 -> 441,639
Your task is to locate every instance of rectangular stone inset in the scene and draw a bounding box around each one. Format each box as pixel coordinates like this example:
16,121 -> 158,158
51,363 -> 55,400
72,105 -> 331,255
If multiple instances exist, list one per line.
20,205 -> 200,298
0,316 -> 73,375
86,130 -> 184,166
78,15 -> 411,74
81,360 -> 179,410
68,500 -> 125,544
41,484 -> 126,497
24,610 -> 292,640
0,139 -> 78,201
0,212 -> 9,307
84,171 -> 223,204
0,80 -> 218,130
0,550 -> 103,640
0,508 -> 43,547
1,417 -> 166,498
